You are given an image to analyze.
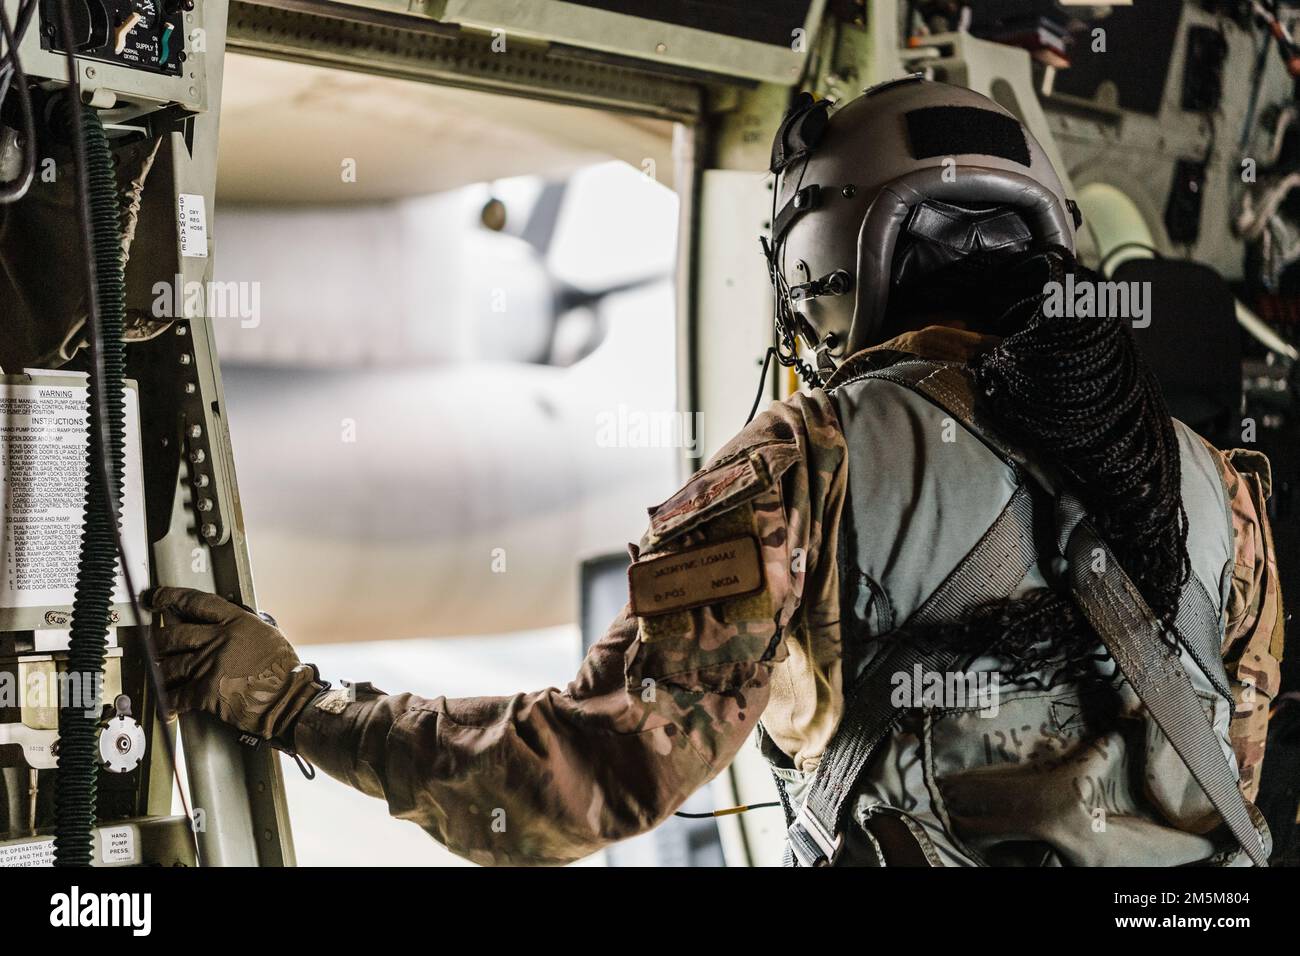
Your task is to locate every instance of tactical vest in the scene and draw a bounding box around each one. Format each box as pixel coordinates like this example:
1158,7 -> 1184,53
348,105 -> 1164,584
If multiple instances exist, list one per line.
766,351 -> 1271,867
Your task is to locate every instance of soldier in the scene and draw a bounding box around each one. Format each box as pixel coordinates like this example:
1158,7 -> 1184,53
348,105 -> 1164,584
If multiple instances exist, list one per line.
149,78 -> 1284,866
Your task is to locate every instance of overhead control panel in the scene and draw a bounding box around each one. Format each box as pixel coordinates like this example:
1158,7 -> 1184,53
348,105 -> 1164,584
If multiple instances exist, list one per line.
7,0 -> 207,113
38,0 -> 192,77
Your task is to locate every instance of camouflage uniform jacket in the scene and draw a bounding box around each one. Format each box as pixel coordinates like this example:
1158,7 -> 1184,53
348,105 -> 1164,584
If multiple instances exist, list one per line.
293,326 -> 1285,865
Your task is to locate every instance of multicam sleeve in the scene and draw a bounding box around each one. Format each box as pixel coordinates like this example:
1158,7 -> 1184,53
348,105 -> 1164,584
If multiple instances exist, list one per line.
1211,445 -> 1285,801
292,390 -> 847,865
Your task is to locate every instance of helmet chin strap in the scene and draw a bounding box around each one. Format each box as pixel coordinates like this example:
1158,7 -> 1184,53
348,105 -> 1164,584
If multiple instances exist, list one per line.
763,253 -> 854,390
763,210 -> 857,388
760,229 -> 827,389
762,93 -> 841,391
761,147 -> 830,390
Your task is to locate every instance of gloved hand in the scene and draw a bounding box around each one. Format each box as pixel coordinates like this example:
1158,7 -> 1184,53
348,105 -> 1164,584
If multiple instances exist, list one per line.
147,587 -> 325,746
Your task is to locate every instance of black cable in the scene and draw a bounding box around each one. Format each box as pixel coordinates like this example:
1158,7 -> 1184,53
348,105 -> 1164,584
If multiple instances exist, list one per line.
745,346 -> 778,425
674,801 -> 781,819
0,0 -> 37,104
0,0 -> 35,202
762,156 -> 825,389
50,0 -> 189,860
50,0 -> 190,866
53,103 -> 126,868
1098,240 -> 1161,275
1241,10 -> 1274,150
52,0 -> 108,869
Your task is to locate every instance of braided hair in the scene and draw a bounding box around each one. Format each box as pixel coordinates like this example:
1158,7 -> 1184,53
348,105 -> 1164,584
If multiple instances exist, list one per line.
900,246 -> 1192,684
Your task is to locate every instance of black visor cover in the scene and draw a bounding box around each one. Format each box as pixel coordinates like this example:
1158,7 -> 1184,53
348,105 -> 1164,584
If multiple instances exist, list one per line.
905,106 -> 1031,167
771,92 -> 832,173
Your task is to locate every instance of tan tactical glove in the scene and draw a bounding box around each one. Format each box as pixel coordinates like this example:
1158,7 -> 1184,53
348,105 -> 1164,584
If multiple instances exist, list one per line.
147,587 -> 325,747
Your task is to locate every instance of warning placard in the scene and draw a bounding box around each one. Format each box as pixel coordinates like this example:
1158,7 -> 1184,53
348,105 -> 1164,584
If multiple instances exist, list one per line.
0,825 -> 139,866
0,837 -> 54,867
0,380 -> 149,611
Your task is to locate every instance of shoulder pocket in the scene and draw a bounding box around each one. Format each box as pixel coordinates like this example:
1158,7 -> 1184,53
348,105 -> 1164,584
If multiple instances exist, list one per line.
642,441 -> 801,551
1226,448 -> 1273,501
628,438 -> 802,671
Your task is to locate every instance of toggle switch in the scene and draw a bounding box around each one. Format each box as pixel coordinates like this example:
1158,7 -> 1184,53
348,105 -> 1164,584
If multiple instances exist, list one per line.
113,11 -> 142,55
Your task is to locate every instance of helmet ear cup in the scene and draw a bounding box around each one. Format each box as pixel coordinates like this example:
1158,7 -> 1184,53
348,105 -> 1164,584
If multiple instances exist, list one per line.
891,202 -> 1033,290
848,167 -> 1075,354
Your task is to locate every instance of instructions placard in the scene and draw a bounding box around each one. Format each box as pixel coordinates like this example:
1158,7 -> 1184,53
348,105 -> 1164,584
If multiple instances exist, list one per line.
0,380 -> 149,612
0,837 -> 54,867
98,825 -> 137,864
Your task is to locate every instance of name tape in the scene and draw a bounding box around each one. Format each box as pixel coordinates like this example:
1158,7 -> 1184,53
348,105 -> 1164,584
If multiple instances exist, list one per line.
629,535 -> 764,617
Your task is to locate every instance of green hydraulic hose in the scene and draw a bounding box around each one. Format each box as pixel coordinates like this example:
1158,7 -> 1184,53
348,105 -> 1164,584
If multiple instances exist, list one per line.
53,105 -> 126,867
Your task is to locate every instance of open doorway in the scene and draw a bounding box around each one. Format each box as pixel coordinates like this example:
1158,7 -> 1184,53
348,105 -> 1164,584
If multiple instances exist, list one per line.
209,53 -> 708,865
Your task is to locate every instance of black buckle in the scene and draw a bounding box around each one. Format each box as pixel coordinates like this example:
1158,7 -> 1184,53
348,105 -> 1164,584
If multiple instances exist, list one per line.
772,184 -> 822,244
788,805 -> 842,867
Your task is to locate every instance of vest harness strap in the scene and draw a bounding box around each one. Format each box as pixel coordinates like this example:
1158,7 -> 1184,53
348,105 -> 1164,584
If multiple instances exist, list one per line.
1065,512 -> 1269,867
787,484 -> 1038,867
783,358 -> 1267,867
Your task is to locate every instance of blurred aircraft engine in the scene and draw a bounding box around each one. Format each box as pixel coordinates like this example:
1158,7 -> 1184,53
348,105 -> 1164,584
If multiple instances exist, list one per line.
211,163 -> 684,643
222,295 -> 679,643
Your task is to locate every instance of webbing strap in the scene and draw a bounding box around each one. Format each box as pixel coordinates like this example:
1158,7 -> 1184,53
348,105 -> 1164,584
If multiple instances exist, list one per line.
1176,575 -> 1235,703
1055,466 -> 1232,704
852,359 -> 1232,704
1066,521 -> 1269,867
787,484 -> 1038,866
